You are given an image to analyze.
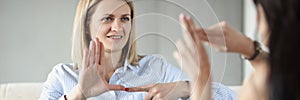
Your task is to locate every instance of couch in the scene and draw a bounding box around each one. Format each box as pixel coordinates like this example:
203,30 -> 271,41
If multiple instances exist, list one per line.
0,83 -> 241,100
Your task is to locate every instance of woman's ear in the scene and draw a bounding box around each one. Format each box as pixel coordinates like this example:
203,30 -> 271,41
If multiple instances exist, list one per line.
257,4 -> 270,46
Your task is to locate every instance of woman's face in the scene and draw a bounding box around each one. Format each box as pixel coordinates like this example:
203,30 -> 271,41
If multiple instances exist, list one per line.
257,5 -> 269,46
89,0 -> 131,52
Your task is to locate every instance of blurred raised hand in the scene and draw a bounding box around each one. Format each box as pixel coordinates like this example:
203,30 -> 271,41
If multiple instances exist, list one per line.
173,14 -> 211,100
198,21 -> 255,58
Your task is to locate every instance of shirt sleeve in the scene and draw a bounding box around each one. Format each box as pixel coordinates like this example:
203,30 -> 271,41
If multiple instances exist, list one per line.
211,82 -> 237,100
153,55 -> 190,83
39,64 -> 65,100
155,55 -> 237,100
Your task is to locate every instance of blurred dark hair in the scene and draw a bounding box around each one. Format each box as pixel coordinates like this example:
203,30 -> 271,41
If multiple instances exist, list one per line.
253,0 -> 300,99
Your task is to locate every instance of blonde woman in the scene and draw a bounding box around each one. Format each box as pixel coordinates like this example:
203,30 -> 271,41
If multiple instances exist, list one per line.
40,0 -> 235,100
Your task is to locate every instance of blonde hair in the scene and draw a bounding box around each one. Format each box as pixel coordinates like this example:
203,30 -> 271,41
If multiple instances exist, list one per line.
71,0 -> 140,69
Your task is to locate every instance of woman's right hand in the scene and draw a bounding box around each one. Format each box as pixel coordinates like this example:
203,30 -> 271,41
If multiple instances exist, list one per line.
76,38 -> 125,98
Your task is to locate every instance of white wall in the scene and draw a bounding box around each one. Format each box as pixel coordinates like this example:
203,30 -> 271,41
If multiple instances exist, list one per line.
0,0 -> 77,83
243,0 -> 257,80
1,0 -> 244,85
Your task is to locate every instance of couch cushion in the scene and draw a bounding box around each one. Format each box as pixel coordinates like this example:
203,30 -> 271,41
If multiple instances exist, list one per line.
0,83 -> 43,100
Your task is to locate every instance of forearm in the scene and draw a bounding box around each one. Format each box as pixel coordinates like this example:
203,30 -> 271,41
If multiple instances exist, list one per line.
190,78 -> 211,100
240,38 -> 269,69
66,85 -> 86,100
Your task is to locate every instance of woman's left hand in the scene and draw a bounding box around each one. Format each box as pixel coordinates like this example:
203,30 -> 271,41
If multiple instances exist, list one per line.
125,81 -> 190,100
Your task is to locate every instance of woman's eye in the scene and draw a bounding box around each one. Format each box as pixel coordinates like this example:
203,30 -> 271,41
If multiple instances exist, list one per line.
121,17 -> 130,22
101,17 -> 113,22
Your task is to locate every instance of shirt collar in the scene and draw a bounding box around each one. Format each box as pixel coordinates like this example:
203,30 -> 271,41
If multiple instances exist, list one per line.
122,59 -> 139,72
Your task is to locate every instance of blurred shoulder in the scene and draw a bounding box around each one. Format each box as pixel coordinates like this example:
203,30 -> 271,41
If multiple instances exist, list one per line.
212,82 -> 237,100
50,63 -> 78,76
138,54 -> 167,66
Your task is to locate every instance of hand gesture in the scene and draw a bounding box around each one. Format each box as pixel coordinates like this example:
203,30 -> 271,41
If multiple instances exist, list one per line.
173,14 -> 211,100
78,38 -> 125,98
125,81 -> 189,100
198,21 -> 254,57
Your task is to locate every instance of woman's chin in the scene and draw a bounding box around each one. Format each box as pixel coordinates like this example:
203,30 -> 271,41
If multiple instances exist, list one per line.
104,48 -> 123,53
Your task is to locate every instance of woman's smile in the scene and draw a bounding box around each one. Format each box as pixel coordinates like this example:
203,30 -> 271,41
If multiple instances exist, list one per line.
106,34 -> 123,42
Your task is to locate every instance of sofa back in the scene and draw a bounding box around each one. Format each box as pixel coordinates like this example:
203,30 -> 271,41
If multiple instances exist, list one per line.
0,83 -> 42,100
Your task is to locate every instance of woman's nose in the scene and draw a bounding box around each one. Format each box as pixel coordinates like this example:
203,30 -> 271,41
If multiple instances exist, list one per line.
111,20 -> 122,32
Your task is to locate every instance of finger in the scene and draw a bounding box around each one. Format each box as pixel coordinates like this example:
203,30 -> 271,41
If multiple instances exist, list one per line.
89,40 -> 95,65
125,87 -> 150,92
180,15 -> 200,55
205,27 -> 229,52
206,22 -> 225,36
179,14 -> 195,46
95,38 -> 100,66
99,41 -> 104,65
82,48 -> 89,70
194,38 -> 211,75
186,15 -> 209,49
186,14 -> 197,41
107,84 -> 125,90
174,41 -> 201,79
125,84 -> 155,92
204,22 -> 226,44
188,24 -> 210,62
195,26 -> 209,42
179,14 -> 193,35
177,39 -> 196,58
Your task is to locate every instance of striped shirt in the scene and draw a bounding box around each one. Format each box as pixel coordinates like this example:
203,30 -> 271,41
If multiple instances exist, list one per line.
40,55 -> 236,100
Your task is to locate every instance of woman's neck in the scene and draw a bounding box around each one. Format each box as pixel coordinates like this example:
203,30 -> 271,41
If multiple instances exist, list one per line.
102,50 -> 123,82
104,50 -> 123,70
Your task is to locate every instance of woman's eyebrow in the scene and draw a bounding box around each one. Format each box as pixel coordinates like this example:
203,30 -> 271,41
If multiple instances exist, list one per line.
102,14 -> 130,17
121,14 -> 130,16
102,14 -> 114,17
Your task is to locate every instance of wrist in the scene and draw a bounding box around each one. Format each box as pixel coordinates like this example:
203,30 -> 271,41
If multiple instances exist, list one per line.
67,85 -> 86,100
177,81 -> 190,98
241,38 -> 255,58
242,40 -> 262,60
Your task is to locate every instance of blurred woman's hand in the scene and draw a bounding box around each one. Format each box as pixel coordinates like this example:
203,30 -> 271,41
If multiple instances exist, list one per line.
126,81 -> 190,100
173,14 -> 211,100
77,38 -> 125,98
199,21 -> 255,58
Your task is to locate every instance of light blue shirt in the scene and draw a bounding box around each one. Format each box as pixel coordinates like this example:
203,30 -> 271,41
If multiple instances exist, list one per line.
40,55 -> 236,100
